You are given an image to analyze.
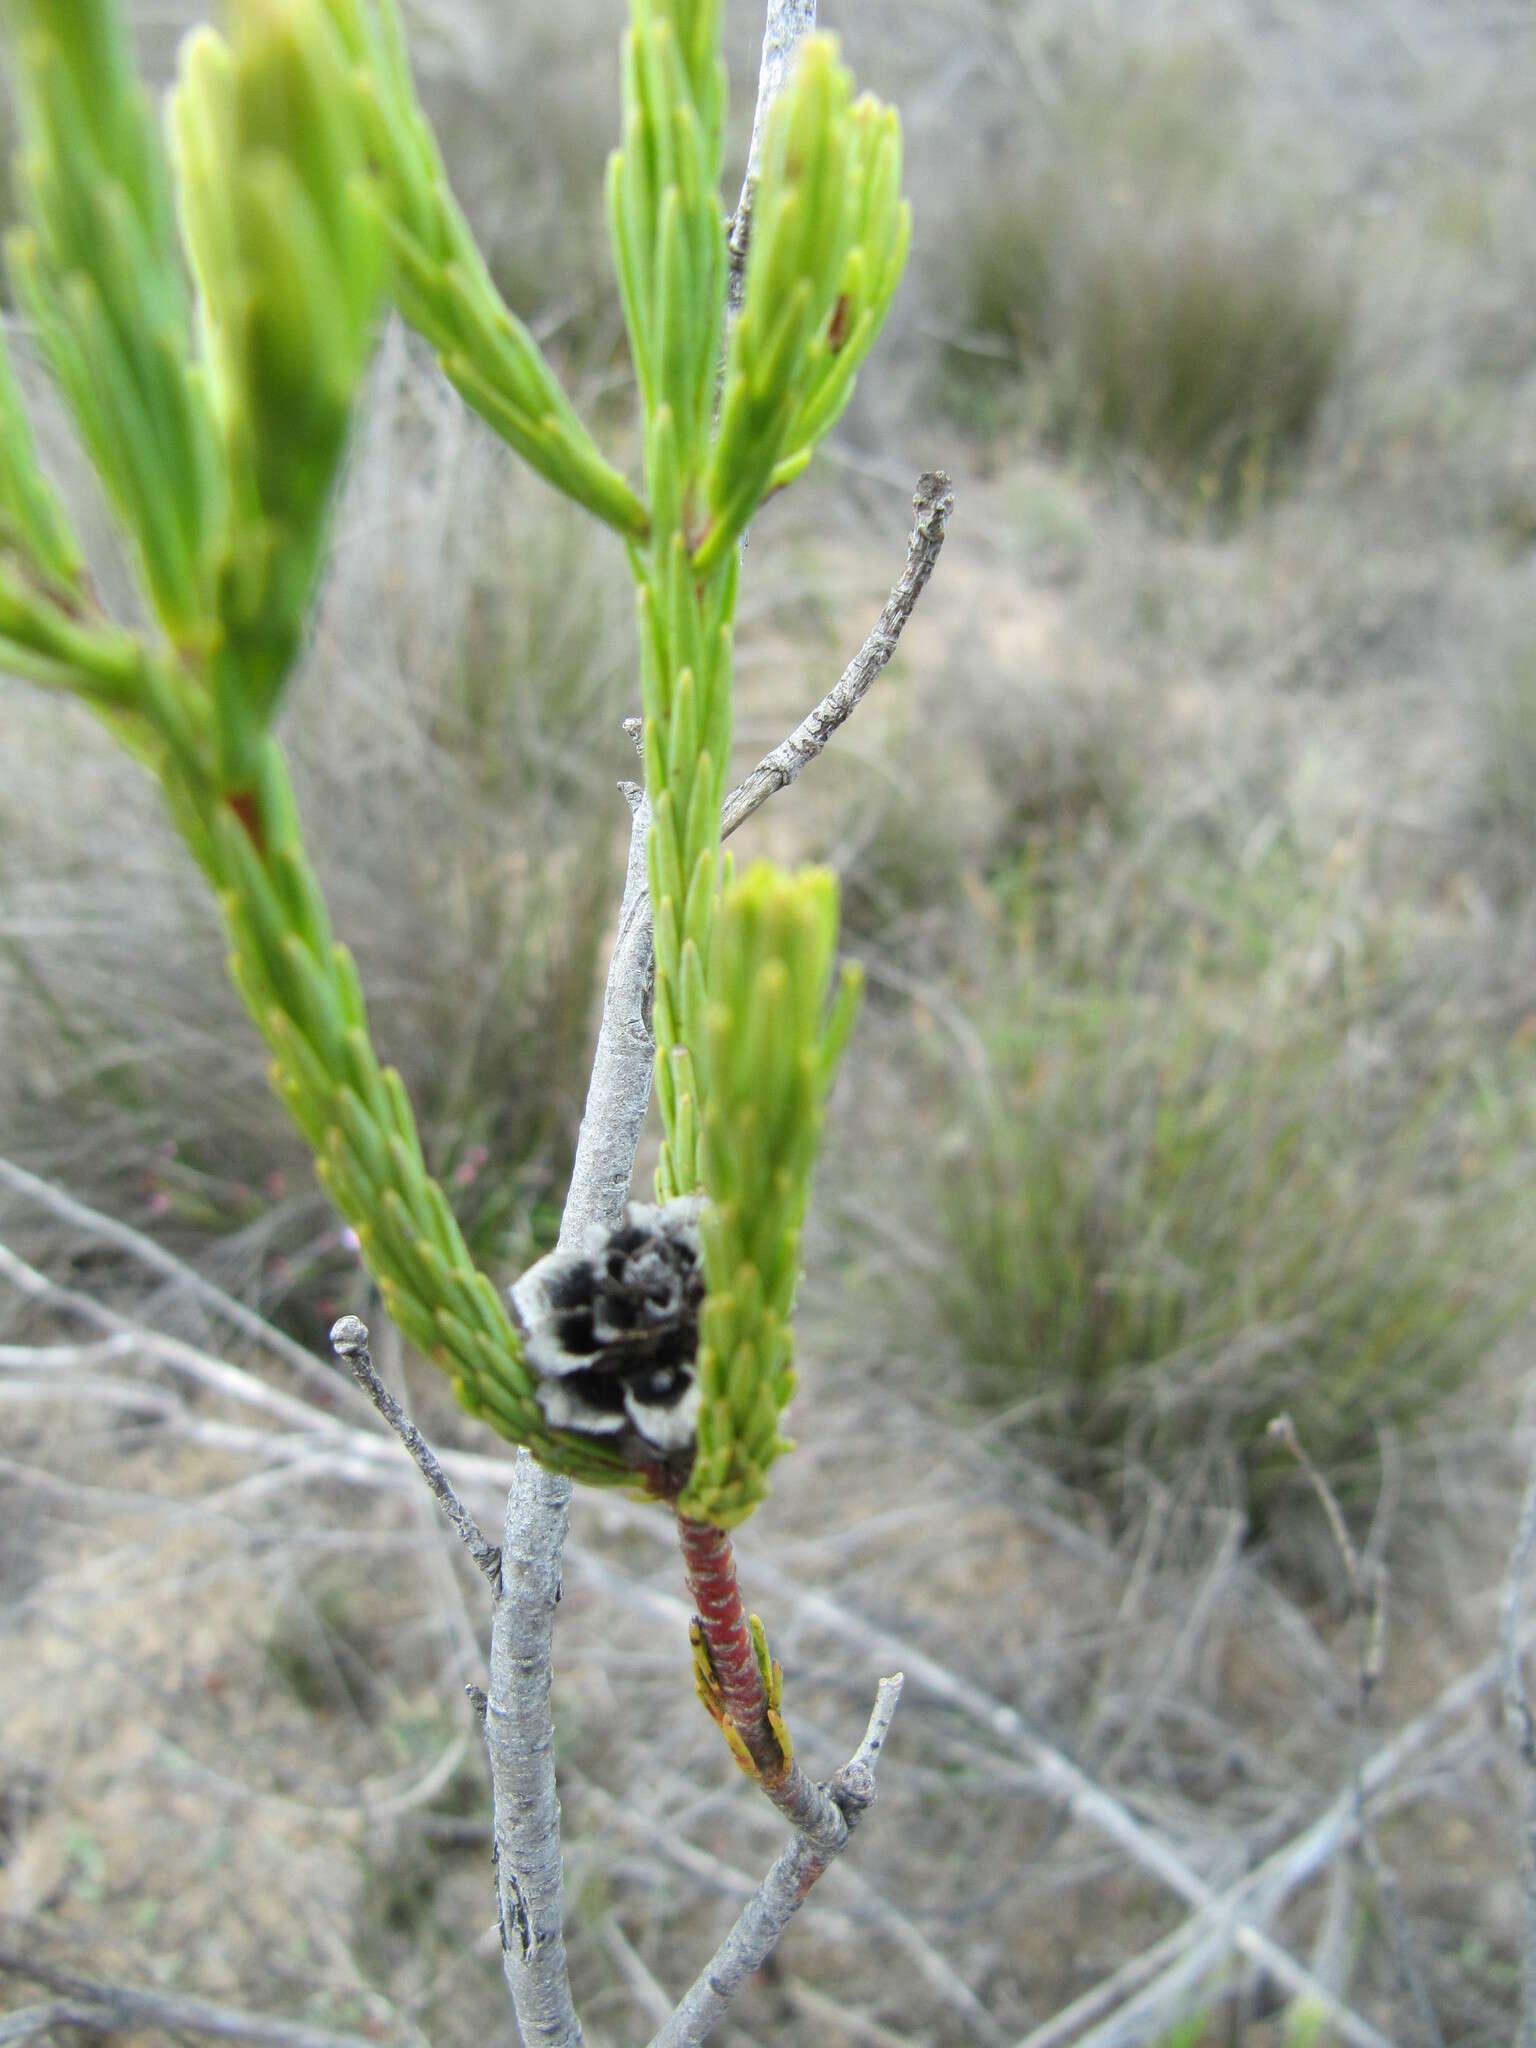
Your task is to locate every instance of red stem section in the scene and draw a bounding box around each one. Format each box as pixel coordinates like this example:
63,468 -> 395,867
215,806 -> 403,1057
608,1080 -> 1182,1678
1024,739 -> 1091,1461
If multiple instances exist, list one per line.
677,1514 -> 782,1778
677,1514 -> 857,1847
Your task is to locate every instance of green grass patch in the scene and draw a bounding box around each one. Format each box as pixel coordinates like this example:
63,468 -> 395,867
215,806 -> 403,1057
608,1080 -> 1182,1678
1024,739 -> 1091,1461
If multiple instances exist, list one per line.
1479,650 -> 1536,849
928,840 -> 1535,1514
936,45 -> 1349,514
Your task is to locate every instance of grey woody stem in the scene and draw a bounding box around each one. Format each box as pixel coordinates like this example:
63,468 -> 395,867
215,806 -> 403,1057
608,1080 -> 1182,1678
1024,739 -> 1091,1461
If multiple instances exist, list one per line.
728,1 -> 818,313
481,790 -> 654,2047
487,1458 -> 584,2048
646,1676 -> 904,2048
557,781 -> 655,1255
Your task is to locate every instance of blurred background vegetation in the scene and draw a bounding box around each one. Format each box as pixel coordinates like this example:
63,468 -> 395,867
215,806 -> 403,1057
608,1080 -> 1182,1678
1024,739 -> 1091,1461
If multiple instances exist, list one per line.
3,1 -> 1536,2044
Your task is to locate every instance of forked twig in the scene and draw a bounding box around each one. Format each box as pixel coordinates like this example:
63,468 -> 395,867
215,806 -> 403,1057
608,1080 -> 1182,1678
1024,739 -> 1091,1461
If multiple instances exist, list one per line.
648,1675 -> 905,2048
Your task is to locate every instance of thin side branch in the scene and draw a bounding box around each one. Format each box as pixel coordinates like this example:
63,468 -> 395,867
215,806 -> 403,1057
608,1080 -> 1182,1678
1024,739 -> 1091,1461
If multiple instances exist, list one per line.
328,1314 -> 501,1589
647,1674 -> 904,2048
720,471 -> 955,841
1268,1413 -> 1364,1600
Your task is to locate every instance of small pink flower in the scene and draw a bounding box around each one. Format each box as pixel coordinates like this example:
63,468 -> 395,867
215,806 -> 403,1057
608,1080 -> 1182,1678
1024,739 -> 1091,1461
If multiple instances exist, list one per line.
146,1190 -> 172,1218
453,1144 -> 489,1188
340,1226 -> 361,1253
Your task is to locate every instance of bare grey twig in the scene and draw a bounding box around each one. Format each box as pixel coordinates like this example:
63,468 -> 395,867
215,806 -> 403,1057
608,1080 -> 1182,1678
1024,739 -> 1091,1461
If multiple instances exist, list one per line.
720,471 -> 955,841
467,781 -> 659,2046
328,1314 -> 501,1588
1268,1414 -> 1362,1590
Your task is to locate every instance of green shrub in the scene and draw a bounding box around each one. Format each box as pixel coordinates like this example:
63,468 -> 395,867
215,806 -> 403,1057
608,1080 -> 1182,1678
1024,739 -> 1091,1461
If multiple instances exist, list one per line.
1056,218 -> 1348,513
1478,649 -> 1536,861
937,44 -> 1349,512
926,842 -> 1534,1511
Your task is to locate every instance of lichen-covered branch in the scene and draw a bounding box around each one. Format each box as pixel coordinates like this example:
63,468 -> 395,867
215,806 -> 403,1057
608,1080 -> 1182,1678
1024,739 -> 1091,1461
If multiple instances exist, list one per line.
477,785 -> 657,2048
485,1456 -> 583,2048
558,784 -> 656,1254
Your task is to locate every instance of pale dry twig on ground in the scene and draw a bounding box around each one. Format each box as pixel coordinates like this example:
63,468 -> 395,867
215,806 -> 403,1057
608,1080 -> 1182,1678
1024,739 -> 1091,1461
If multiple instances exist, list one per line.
0,1949 -> 381,2048
1502,1416 -> 1536,2048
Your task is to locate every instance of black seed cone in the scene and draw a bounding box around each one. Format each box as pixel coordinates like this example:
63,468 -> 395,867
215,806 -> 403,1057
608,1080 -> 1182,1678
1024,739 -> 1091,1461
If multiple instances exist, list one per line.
510,1200 -> 705,1480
